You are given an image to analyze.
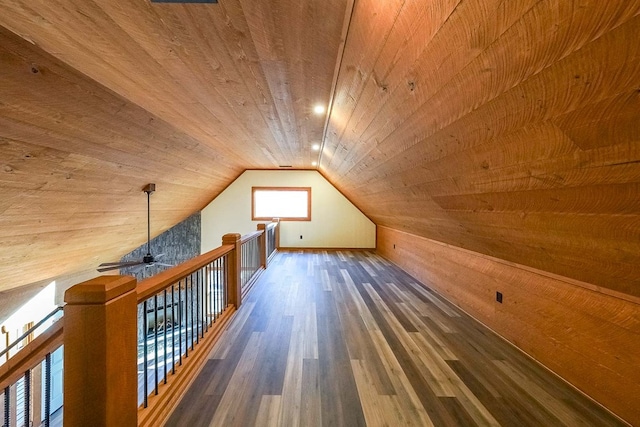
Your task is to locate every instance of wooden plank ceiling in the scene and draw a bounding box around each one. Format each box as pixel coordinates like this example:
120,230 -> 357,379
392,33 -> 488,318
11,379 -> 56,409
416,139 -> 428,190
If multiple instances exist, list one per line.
0,1 -> 639,299
0,0 -> 349,292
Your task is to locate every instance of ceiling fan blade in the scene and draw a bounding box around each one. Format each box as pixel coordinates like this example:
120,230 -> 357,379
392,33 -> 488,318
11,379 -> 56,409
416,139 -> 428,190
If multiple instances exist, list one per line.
98,260 -> 144,267
154,253 -> 166,259
97,265 -> 122,273
154,262 -> 174,267
97,260 -> 145,272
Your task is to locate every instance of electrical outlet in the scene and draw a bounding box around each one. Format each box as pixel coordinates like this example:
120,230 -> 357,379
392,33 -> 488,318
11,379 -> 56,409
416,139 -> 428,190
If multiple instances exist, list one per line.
300,235 -> 303,239
496,291 -> 503,303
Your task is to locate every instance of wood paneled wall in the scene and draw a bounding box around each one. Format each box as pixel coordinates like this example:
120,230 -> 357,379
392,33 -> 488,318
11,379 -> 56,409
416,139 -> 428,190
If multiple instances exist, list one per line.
377,226 -> 640,426
323,1 -> 640,298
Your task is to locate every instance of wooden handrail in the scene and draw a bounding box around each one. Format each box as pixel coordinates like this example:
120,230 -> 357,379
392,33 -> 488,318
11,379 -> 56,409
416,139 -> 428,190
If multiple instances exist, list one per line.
0,233 -> 273,427
0,319 -> 64,391
137,244 -> 234,302
0,306 -> 63,360
240,230 -> 263,244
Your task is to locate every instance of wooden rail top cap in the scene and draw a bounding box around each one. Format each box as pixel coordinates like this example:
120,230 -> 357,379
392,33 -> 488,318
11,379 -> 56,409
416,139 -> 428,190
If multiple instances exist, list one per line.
222,233 -> 242,243
65,275 -> 137,304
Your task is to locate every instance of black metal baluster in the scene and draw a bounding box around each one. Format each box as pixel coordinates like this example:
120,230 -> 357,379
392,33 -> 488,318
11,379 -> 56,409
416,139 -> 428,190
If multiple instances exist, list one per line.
163,289 -> 168,384
214,259 -> 219,320
4,385 -> 10,427
225,254 -> 229,307
216,257 -> 220,318
190,275 -> 194,353
195,271 -> 200,344
221,256 -> 225,312
215,259 -> 219,318
190,274 -> 195,350
24,370 -> 30,427
171,284 -> 176,375
205,264 -> 210,331
197,269 -> 202,338
44,353 -> 51,427
154,295 -> 159,395
201,268 -> 206,335
200,269 -> 205,337
220,257 -> 224,316
143,300 -> 148,408
192,273 -> 197,347
185,276 -> 190,357
211,258 -> 220,322
178,281 -> 183,366
209,262 -> 213,326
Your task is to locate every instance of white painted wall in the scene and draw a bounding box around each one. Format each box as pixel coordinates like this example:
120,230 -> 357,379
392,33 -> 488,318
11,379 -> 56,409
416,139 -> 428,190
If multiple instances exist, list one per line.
201,170 -> 376,251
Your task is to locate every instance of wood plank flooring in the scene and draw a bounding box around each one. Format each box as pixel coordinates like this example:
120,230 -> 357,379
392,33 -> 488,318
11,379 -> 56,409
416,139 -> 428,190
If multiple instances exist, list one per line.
167,251 -> 626,427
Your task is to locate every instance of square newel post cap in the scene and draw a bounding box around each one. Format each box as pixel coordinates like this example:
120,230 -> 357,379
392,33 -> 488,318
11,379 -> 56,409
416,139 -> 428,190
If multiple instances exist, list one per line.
64,275 -> 137,305
222,233 -> 242,244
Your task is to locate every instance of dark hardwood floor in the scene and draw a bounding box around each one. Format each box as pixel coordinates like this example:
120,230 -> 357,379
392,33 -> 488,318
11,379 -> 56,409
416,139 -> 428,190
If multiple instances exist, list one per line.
167,250 -> 626,427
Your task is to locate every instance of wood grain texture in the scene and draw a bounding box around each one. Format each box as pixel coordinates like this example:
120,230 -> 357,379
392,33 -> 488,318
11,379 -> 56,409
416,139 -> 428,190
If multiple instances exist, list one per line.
63,276 -> 138,427
0,0 -> 349,294
0,8 -> 639,424
0,0 -> 638,305
377,226 -> 640,426
321,1 -> 640,297
167,250 -> 627,426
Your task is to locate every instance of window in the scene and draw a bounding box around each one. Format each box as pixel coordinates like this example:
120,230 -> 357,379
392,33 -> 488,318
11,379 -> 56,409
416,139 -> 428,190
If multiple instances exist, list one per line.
252,187 -> 311,221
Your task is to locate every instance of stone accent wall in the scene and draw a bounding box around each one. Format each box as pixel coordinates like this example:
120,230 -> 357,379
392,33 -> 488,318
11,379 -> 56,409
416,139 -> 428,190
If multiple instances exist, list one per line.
120,212 -> 201,281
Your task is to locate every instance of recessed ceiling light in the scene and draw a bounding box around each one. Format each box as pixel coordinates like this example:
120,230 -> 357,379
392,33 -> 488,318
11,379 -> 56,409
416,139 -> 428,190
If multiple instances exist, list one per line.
312,161 -> 318,166
311,144 -> 320,151
313,105 -> 325,114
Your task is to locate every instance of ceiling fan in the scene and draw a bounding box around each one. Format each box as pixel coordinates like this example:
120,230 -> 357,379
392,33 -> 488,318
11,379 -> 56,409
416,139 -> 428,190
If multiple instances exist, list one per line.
97,183 -> 173,273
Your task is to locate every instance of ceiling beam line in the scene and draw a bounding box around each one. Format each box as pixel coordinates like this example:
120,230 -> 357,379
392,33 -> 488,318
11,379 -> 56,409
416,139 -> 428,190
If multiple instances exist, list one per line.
317,0 -> 357,169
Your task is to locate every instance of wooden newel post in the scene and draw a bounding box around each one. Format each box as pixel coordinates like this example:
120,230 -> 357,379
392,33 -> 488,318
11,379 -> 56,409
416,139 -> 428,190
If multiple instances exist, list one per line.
222,233 -> 242,309
63,275 -> 138,427
257,223 -> 267,268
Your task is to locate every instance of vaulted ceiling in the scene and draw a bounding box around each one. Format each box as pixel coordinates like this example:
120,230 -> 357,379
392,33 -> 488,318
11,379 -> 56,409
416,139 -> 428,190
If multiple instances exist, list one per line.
0,1 -> 638,298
